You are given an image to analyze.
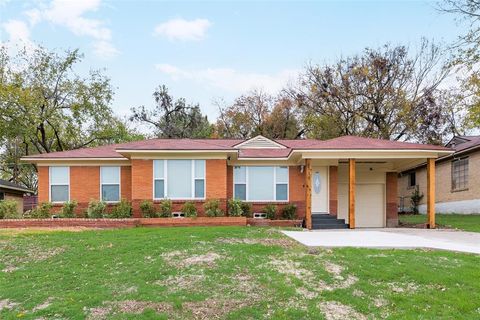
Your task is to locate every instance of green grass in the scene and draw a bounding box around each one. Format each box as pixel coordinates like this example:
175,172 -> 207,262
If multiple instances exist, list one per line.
400,214 -> 480,233
0,227 -> 479,319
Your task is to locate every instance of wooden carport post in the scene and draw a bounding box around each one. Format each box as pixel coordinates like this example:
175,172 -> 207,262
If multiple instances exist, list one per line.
427,158 -> 436,229
348,159 -> 356,229
305,159 -> 312,230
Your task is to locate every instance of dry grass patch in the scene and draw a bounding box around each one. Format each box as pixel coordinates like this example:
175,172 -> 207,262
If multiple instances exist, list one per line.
85,300 -> 173,319
216,237 -> 295,248
154,274 -> 205,292
319,301 -> 367,320
32,297 -> 53,312
161,250 -> 222,268
0,227 -> 94,236
0,299 -> 18,311
183,299 -> 251,319
0,243 -> 65,273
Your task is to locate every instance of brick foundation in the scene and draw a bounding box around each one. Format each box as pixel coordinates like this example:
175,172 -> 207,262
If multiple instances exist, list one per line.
0,216 -> 306,228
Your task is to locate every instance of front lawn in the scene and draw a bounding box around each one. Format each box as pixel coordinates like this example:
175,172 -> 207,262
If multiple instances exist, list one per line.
400,213 -> 480,233
1,227 -> 479,319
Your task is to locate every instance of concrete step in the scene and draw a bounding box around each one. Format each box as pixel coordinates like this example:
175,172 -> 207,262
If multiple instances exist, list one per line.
312,223 -> 349,229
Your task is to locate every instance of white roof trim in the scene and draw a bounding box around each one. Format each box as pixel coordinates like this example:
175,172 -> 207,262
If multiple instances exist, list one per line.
21,157 -> 128,161
115,149 -> 236,153
233,135 -> 286,149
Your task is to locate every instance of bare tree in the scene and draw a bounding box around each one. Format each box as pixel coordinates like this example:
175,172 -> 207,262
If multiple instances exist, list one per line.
289,40 -> 454,143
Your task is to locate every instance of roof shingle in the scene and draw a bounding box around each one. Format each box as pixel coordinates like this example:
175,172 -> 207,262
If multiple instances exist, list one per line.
22,135 -> 451,160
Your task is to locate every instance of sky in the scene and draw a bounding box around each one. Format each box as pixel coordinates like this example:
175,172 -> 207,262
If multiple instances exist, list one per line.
0,0 -> 466,122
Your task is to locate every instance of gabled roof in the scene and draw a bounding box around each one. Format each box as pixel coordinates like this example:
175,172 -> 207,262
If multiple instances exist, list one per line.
445,135 -> 480,156
21,135 -> 451,161
234,135 -> 286,149
0,179 -> 33,193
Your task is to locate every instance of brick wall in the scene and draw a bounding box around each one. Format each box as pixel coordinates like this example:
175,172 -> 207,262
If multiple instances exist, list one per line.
71,167 -> 100,203
227,165 -> 233,199
206,159 -> 228,212
288,165 -> 306,218
329,166 -> 338,216
131,159 -> 153,217
386,172 -> 398,227
121,166 -> 132,200
38,166 -> 49,203
36,162 -> 309,219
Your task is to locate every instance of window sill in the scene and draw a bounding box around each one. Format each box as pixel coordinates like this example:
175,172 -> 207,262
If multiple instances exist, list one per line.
451,188 -> 468,193
407,185 -> 416,190
153,199 -> 206,203
243,201 -> 290,204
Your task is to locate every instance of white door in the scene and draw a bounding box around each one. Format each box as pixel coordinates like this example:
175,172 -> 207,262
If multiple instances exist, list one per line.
311,166 -> 328,213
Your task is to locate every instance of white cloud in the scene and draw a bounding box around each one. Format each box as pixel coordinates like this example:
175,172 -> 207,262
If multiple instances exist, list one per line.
3,19 -> 30,42
155,63 -> 299,94
93,40 -> 119,59
154,18 -> 211,41
1,19 -> 36,54
23,0 -> 118,59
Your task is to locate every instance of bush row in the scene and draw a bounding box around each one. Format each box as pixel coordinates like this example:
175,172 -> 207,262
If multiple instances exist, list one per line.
0,198 -> 298,220
0,199 -> 133,219
140,199 -> 297,220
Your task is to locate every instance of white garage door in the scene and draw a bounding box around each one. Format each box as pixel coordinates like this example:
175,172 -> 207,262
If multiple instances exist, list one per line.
338,183 -> 385,228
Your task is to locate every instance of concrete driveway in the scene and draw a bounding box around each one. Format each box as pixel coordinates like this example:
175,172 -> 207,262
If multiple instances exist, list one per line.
282,228 -> 480,254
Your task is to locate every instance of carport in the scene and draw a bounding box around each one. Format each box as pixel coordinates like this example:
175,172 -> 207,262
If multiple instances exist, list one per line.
296,145 -> 452,229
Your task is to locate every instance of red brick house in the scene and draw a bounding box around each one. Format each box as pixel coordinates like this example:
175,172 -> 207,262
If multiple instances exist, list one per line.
22,135 -> 452,229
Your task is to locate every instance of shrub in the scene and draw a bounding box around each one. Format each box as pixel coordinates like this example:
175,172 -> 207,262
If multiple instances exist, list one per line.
281,204 -> 297,220
228,198 -> 243,217
181,201 -> 197,217
159,199 -> 172,217
87,200 -> 106,218
240,201 -> 252,217
204,199 -> 224,217
263,204 -> 277,220
60,200 -> 77,218
29,202 -> 53,219
0,200 -> 20,219
410,187 -> 424,215
140,200 -> 156,218
110,199 -> 132,218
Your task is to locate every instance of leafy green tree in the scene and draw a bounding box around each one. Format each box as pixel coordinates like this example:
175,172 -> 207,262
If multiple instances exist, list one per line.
130,85 -> 213,138
0,45 -> 142,190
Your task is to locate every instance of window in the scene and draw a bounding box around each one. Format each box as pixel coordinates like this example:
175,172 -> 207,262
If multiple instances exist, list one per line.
50,167 -> 69,203
233,166 -> 289,201
0,192 -> 4,201
452,157 -> 469,191
408,172 -> 416,188
101,167 -> 120,202
153,160 -> 205,200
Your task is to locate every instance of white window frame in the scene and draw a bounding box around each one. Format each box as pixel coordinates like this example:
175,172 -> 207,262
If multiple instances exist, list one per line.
233,166 -> 289,202
153,160 -> 206,200
49,166 -> 70,203
100,166 -> 121,203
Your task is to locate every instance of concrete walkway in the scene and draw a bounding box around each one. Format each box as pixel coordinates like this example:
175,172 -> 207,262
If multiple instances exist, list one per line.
282,228 -> 480,254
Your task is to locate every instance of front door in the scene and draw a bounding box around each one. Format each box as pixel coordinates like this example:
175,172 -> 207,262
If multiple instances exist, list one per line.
311,166 -> 328,213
